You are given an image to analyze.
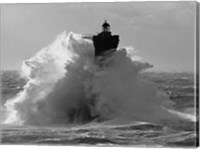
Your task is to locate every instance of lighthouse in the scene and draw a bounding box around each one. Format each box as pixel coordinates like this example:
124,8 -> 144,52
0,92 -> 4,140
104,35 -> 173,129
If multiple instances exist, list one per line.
92,20 -> 119,56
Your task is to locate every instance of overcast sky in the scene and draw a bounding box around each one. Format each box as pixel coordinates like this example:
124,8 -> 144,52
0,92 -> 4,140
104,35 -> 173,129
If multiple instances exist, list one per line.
0,2 -> 196,72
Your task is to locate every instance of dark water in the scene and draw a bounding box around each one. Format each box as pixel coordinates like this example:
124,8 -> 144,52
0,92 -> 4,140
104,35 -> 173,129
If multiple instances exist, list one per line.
0,70 -> 197,147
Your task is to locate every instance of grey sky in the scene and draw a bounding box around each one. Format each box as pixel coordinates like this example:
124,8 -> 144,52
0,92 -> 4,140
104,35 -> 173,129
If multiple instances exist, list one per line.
0,2 -> 196,72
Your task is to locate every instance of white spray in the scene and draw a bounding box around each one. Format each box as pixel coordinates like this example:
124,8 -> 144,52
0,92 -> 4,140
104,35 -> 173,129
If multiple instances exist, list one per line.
3,32 -> 195,126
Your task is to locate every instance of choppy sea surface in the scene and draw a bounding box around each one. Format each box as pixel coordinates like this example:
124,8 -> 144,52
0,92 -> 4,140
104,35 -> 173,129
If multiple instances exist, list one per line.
0,70 -> 197,147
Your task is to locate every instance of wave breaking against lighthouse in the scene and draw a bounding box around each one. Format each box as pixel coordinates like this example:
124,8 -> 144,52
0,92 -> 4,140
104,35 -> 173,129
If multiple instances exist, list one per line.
3,32 -> 195,126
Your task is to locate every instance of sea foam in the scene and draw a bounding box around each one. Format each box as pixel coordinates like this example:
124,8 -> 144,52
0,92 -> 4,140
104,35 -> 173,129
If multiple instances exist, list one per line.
3,32 -> 195,126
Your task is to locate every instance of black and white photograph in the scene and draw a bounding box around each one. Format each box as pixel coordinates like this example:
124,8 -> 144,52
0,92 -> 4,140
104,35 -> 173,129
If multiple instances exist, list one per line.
0,1 -> 199,147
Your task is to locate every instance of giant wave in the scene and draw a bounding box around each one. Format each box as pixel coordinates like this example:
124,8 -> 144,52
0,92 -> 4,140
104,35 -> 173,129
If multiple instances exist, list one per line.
3,32 -> 195,126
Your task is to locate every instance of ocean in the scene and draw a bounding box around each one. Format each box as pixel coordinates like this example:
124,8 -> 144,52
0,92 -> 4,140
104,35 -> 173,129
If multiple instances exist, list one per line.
1,70 -> 197,147
0,32 -> 198,147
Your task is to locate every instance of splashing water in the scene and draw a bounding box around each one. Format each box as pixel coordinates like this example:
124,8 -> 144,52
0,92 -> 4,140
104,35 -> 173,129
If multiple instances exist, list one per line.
3,31 -> 195,126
